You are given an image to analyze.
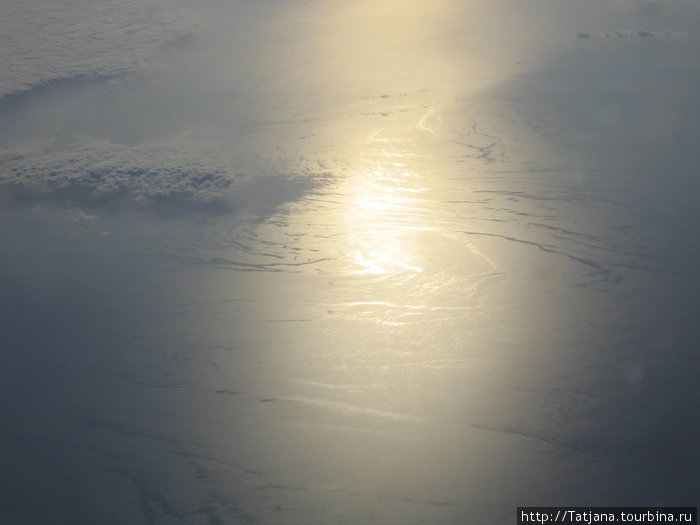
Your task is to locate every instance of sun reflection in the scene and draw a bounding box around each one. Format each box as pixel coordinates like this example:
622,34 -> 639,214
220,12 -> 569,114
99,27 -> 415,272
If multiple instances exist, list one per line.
344,160 -> 431,277
349,248 -> 423,275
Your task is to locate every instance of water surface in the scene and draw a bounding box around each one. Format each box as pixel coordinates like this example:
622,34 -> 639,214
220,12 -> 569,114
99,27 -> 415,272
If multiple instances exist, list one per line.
1,0 -> 699,523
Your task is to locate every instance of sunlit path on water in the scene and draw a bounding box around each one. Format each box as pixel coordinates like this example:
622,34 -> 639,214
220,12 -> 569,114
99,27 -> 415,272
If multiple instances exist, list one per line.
175,79 -> 699,518
168,106 -> 608,522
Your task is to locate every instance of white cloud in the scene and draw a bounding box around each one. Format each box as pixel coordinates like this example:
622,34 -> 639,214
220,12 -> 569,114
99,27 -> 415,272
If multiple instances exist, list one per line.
0,1 -> 324,216
0,0 -> 200,98
0,136 -> 322,215
0,138 -> 242,211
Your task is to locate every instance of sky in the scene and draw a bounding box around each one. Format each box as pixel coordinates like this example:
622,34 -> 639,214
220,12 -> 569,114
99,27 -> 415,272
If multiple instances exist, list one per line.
1,1 -> 699,523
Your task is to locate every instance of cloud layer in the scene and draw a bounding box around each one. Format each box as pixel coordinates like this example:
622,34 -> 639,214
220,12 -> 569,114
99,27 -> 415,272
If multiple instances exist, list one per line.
0,0 -> 199,98
0,1 -> 321,215
0,139 -> 242,212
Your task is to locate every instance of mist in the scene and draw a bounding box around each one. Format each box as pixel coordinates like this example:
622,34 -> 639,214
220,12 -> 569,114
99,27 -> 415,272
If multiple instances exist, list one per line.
1,0 -> 699,523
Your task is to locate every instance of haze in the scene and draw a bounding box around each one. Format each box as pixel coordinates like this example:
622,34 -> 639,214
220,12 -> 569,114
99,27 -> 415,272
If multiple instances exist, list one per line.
1,1 -> 698,523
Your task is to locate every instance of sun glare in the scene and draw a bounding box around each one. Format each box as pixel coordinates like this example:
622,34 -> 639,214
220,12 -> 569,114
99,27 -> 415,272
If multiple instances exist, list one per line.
344,160 -> 430,277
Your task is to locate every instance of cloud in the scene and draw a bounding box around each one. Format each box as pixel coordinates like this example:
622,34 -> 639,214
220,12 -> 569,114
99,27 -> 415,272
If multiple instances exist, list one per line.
0,139 -> 242,212
0,0 -> 200,98
0,137 -> 323,216
0,1 -> 324,217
